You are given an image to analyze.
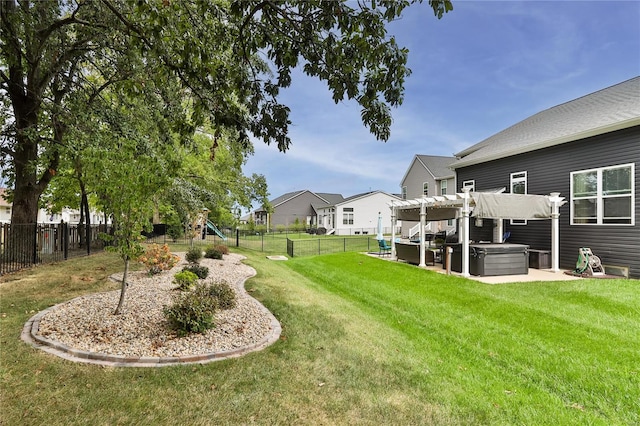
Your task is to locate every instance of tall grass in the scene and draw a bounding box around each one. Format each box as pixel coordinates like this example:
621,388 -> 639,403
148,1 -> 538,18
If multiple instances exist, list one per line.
1,250 -> 638,425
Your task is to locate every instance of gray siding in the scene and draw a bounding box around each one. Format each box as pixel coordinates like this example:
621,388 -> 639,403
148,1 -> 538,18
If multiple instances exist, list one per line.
456,126 -> 640,278
272,192 -> 326,226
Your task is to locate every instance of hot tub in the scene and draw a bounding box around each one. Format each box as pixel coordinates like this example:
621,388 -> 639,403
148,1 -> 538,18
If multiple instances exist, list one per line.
469,243 -> 529,276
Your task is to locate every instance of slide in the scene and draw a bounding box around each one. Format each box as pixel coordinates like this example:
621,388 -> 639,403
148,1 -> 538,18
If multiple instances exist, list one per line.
206,220 -> 227,240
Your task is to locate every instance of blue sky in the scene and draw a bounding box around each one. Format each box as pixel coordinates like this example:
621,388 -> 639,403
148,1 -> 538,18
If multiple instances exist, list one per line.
243,0 -> 640,209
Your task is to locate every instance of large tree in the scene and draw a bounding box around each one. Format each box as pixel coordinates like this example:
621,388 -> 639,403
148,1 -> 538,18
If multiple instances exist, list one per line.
1,0 -> 453,227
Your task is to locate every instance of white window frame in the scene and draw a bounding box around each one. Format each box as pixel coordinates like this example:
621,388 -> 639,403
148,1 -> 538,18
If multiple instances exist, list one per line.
462,180 -> 475,192
422,182 -> 429,197
440,180 -> 447,196
570,163 -> 634,226
510,171 -> 527,225
342,207 -> 354,225
401,186 -> 407,200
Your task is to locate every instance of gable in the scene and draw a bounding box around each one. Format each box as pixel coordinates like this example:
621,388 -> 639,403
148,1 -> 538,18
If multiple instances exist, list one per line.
400,155 -> 455,187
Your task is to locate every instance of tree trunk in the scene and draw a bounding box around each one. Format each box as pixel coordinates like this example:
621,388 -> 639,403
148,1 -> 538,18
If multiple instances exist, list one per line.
83,192 -> 91,254
114,256 -> 129,315
78,194 -> 86,248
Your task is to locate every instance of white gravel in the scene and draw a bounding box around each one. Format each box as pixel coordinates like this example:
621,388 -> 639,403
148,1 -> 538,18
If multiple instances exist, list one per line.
36,253 -> 275,358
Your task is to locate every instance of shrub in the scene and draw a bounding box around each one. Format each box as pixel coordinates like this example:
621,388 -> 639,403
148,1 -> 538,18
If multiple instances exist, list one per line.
164,283 -> 217,336
185,247 -> 203,264
138,244 -> 180,275
213,244 -> 229,255
208,282 -> 236,310
173,270 -> 199,291
167,224 -> 182,242
182,264 -> 209,279
204,246 -> 223,259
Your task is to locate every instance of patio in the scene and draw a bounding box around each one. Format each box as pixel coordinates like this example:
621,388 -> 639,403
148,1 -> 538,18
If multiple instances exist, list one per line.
368,251 -> 583,284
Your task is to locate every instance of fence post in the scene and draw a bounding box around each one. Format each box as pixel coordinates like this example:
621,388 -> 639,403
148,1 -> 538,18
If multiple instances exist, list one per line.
344,238 -> 346,253
318,238 -> 320,255
63,223 -> 69,260
261,233 -> 264,252
32,224 -> 38,265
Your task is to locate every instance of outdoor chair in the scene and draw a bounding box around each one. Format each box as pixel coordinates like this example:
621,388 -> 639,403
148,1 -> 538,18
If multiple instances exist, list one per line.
378,239 -> 391,257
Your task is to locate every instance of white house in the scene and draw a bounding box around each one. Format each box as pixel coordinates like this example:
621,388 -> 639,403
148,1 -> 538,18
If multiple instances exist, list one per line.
0,188 -> 110,225
314,190 -> 402,236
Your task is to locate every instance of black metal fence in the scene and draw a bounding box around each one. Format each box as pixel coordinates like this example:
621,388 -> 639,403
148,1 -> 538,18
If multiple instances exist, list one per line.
286,236 -> 378,257
143,229 -> 382,257
145,229 -> 294,253
0,223 -> 111,275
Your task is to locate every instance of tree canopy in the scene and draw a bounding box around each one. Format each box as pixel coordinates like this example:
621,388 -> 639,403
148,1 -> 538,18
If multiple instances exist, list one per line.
1,0 -> 453,226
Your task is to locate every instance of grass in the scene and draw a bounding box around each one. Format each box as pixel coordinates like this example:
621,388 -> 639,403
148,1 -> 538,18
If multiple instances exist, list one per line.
1,250 -> 638,425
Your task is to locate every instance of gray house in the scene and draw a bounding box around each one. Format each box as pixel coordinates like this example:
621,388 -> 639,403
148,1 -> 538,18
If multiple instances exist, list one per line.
451,76 -> 640,278
399,154 -> 456,238
253,190 -> 344,228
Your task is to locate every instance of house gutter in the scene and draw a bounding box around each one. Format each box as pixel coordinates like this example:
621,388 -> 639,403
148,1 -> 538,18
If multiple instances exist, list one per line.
451,118 -> 640,169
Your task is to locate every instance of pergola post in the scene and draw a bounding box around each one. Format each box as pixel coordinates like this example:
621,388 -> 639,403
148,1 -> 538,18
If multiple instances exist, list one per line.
390,204 -> 397,260
461,188 -> 471,277
419,201 -> 426,267
549,192 -> 563,272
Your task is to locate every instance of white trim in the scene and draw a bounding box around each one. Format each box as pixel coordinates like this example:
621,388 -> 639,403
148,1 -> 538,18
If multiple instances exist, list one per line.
570,163 -> 635,226
510,171 -> 528,225
462,180 -> 475,192
440,179 -> 447,196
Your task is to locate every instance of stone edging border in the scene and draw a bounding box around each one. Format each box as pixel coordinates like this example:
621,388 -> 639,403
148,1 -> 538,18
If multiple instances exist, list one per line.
21,267 -> 282,367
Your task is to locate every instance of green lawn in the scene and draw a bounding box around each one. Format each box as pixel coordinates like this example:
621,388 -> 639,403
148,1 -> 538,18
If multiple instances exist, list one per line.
1,250 -> 638,425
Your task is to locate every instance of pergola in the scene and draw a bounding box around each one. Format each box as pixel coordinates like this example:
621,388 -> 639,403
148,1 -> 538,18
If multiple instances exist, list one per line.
388,188 -> 566,277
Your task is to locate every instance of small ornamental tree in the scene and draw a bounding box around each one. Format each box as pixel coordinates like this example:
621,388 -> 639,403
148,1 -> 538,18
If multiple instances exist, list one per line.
93,138 -> 171,315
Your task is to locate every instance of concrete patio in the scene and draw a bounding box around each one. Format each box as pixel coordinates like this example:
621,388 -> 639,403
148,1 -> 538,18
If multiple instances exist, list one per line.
369,252 -> 584,284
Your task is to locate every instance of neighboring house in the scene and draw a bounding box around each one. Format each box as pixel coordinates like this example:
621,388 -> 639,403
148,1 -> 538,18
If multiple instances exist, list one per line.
0,188 -> 11,223
451,76 -> 640,278
314,190 -> 403,236
0,188 -> 109,225
399,154 -> 456,238
253,190 -> 344,228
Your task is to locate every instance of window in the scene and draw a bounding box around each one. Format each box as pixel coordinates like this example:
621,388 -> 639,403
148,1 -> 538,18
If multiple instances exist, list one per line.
440,180 -> 447,195
463,180 -> 475,192
4,207 -> 9,214
401,186 -> 407,200
571,163 -> 634,225
343,207 -> 354,225
510,171 -> 527,225
423,182 -> 429,197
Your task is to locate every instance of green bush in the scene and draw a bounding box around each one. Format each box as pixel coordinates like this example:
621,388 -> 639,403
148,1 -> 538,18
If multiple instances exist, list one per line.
164,283 -> 217,336
208,282 -> 236,310
167,224 -> 183,242
173,270 -> 198,291
185,247 -> 203,264
182,264 -> 209,279
204,247 -> 223,259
